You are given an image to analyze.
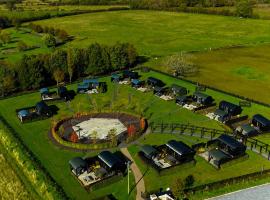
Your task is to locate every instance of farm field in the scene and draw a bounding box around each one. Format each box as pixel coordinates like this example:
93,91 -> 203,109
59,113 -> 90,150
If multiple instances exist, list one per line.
128,133 -> 270,198
149,44 -> 270,104
30,10 -> 270,103
1,70 -> 270,199
35,10 -> 270,57
0,28 -> 51,62
0,153 -> 32,200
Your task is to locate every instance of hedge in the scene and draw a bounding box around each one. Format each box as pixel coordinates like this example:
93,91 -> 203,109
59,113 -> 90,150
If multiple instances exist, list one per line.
0,116 -> 68,200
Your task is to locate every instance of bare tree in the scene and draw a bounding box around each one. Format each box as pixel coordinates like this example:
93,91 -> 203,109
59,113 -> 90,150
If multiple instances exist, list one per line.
164,53 -> 198,77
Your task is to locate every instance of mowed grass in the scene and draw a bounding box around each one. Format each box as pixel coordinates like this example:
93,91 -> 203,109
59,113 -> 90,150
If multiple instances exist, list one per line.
35,10 -> 270,57
1,71 -> 270,199
0,28 -> 51,62
0,75 -> 223,200
128,133 -> 270,197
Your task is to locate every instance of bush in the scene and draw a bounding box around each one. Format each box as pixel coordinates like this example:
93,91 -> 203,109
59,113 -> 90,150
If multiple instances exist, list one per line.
236,0 -> 253,18
42,33 -> 56,48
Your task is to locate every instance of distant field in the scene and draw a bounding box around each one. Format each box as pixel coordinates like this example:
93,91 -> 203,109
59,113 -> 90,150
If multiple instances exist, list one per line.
0,28 -> 51,62
0,154 -> 32,200
148,44 -> 270,104
35,10 -> 270,57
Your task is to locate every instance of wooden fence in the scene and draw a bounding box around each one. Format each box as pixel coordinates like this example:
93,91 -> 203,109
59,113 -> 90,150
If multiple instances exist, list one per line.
150,122 -> 270,160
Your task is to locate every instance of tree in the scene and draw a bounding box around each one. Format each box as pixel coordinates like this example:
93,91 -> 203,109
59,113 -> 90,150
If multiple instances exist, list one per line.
6,1 -> 16,11
107,128 -> 117,146
42,34 -> 56,48
165,53 -> 198,77
171,178 -> 185,198
53,69 -> 65,86
236,0 -> 253,18
67,48 -> 75,83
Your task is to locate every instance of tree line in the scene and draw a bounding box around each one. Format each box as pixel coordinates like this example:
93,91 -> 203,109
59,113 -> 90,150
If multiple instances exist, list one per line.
130,0 -> 255,18
0,42 -> 137,96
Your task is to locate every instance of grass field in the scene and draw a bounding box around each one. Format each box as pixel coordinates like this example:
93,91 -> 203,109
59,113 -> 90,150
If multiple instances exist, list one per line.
0,28 -> 51,62
0,154 -> 32,200
162,44 -> 270,104
30,10 -> 270,103
1,70 -> 270,199
34,10 -> 270,57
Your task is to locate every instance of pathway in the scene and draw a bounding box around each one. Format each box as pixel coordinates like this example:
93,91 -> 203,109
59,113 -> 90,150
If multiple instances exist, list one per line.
120,147 -> 145,200
207,183 -> 270,200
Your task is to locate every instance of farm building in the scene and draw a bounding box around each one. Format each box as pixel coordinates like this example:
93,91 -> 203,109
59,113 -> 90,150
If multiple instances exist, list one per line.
235,124 -> 258,137
171,84 -> 188,96
175,95 -> 190,106
122,70 -> 139,79
219,101 -> 242,116
214,109 -> 230,122
147,77 -> 165,88
150,189 -> 175,200
36,101 -> 52,116
207,134 -> 246,168
153,86 -> 169,97
69,151 -> 126,188
215,134 -> 246,157
251,114 -> 270,132
69,157 -> 88,176
139,140 -> 195,170
192,92 -> 214,106
131,79 -> 144,88
165,140 -> 195,162
77,79 -> 107,94
140,145 -> 158,159
17,101 -> 52,122
111,74 -> 121,82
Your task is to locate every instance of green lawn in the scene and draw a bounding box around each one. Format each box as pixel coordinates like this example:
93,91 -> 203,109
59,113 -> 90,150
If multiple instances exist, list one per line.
1,70 -> 270,199
0,76 -> 221,200
128,133 -> 270,198
34,10 -> 270,57
0,28 -> 51,62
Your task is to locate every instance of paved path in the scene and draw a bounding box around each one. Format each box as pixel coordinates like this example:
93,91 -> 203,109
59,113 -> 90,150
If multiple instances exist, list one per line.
207,183 -> 270,200
121,147 -> 145,200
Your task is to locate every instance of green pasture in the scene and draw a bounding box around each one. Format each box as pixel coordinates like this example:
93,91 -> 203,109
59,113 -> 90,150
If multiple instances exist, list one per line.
34,10 -> 270,57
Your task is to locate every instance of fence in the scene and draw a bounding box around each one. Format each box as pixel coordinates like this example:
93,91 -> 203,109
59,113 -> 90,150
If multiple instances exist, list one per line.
150,122 -> 270,161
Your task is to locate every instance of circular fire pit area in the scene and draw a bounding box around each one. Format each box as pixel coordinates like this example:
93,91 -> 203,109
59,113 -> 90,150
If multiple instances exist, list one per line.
52,113 -> 147,150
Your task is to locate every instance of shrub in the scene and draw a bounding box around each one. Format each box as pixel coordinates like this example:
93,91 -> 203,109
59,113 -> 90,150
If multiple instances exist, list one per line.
42,34 -> 56,48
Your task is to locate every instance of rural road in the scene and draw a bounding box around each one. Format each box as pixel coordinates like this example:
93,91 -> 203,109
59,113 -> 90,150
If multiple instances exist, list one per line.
207,183 -> 270,200
120,147 -> 145,200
